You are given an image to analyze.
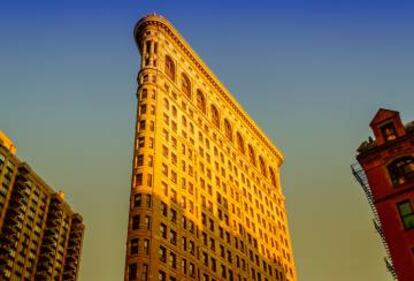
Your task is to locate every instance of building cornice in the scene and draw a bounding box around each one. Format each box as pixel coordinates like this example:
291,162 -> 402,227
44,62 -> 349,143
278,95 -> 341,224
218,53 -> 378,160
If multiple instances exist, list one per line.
134,14 -> 284,166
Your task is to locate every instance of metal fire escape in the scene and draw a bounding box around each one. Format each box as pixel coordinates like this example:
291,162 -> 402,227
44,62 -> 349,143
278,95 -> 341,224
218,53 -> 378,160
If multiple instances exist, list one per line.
351,163 -> 398,280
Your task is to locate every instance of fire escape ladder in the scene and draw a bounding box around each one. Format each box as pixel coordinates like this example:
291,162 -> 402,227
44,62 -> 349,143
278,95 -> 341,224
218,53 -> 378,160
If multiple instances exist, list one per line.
351,163 -> 398,280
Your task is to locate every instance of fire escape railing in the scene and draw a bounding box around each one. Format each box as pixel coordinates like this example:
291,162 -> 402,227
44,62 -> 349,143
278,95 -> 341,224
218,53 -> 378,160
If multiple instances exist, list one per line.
351,163 -> 398,280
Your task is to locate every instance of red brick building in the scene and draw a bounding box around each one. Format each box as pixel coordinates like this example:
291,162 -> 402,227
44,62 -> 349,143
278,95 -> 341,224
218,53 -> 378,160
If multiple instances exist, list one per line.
352,108 -> 414,280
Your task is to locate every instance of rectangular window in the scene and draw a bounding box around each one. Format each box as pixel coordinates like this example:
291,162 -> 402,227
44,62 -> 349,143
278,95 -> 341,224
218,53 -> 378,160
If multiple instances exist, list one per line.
170,229 -> 177,245
162,164 -> 168,176
144,239 -> 150,255
134,194 -> 142,207
161,201 -> 168,216
142,264 -> 148,281
159,271 -> 166,281
170,208 -> 177,223
140,105 -> 147,114
145,216 -> 151,230
171,171 -> 177,184
189,262 -> 195,277
398,200 -> 414,229
169,252 -> 177,268
129,263 -> 137,280
138,137 -> 145,148
182,236 -> 187,251
132,215 -> 140,230
137,155 -> 144,166
159,246 -> 167,262
161,223 -> 167,239
136,173 -> 143,186
162,182 -> 168,196
130,238 -> 139,255
182,258 -> 187,274
171,189 -> 177,203
146,194 -> 152,207
211,257 -> 216,272
139,120 -> 146,130
162,145 -> 169,157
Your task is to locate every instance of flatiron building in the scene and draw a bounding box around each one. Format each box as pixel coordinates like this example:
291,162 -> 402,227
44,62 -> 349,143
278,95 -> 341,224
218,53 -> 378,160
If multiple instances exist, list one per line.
125,14 -> 297,281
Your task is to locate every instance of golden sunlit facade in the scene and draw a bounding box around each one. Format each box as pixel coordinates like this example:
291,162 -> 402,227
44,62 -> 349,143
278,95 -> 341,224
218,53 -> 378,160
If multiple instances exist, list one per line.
125,14 -> 297,281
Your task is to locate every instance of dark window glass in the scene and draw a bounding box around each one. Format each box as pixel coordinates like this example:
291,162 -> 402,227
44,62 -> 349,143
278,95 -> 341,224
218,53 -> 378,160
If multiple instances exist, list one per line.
134,194 -> 142,207
398,200 -> 414,230
388,157 -> 414,186
130,238 -> 139,255
128,263 -> 137,280
132,215 -> 140,230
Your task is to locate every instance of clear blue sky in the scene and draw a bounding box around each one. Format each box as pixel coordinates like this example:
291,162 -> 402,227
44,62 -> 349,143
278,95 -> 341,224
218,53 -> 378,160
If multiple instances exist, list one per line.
1,1 -> 414,280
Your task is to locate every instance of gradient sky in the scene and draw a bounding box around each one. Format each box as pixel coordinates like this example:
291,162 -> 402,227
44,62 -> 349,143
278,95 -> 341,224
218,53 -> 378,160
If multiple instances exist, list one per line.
1,1 -> 414,280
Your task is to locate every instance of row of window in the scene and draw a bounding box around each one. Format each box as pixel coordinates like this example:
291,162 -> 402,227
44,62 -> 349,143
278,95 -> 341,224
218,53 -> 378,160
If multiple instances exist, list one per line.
151,49 -> 278,191
135,83 -> 292,270
139,87 -> 281,209
158,92 -> 283,212
162,92 -> 279,188
156,120 -> 289,257
158,112 -> 283,221
158,152 -> 288,251
156,239 -> 287,281
160,199 -> 291,276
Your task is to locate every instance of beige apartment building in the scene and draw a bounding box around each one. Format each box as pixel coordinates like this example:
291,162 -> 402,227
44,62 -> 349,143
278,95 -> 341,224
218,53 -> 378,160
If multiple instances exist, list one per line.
0,131 -> 84,281
125,14 -> 297,281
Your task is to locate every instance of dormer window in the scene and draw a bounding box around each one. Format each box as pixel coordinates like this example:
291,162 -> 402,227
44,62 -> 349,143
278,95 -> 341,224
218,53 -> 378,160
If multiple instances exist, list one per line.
381,122 -> 397,142
388,157 -> 414,186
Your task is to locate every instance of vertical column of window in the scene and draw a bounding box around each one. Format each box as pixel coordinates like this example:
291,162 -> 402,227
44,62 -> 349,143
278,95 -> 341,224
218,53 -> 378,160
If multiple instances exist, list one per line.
128,78 -> 157,280
142,39 -> 159,68
182,106 -> 201,281
0,154 -> 12,225
161,93 -> 183,280
0,163 -> 32,279
21,188 -> 40,278
1,160 -> 16,203
142,40 -> 151,68
0,153 -> 5,170
134,86 -> 155,191
35,194 -> 66,280
55,217 -> 67,277
62,214 -> 84,281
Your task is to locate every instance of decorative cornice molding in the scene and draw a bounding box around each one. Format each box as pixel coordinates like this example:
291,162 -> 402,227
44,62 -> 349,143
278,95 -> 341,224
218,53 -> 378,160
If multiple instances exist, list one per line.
134,15 -> 284,166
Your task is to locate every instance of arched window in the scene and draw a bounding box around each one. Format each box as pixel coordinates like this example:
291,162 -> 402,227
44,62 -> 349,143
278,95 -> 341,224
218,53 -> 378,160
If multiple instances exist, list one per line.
259,156 -> 267,177
196,90 -> 206,113
236,132 -> 245,154
211,105 -> 220,128
269,168 -> 277,187
181,73 -> 191,99
224,119 -> 233,142
165,55 -> 175,81
388,156 -> 414,186
248,145 -> 256,166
